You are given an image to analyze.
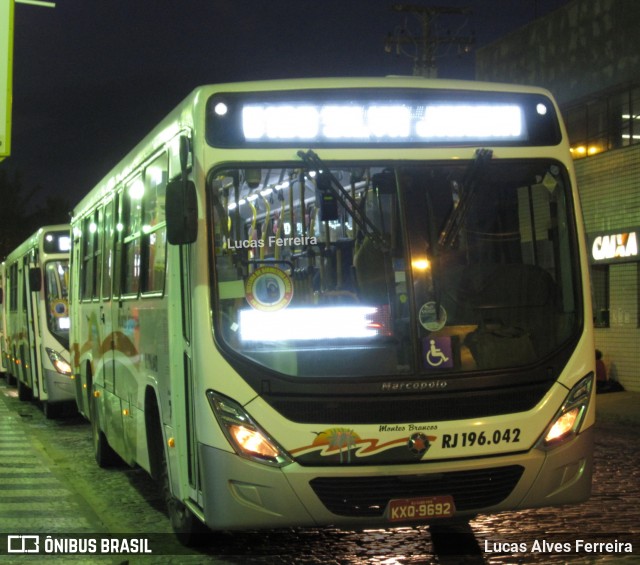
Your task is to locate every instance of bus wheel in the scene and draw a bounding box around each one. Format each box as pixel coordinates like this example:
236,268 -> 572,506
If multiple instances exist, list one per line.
43,401 -> 59,419
17,379 -> 32,401
91,394 -> 121,468
158,445 -> 209,546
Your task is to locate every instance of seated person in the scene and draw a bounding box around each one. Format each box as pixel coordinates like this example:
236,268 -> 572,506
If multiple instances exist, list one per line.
595,349 -> 609,393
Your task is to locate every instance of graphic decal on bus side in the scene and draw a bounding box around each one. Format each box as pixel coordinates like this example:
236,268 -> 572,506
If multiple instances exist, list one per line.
289,427 -> 438,465
75,312 -> 139,371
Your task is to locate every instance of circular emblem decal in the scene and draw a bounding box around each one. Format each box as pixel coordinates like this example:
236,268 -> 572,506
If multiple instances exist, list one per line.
245,266 -> 294,312
418,301 -> 447,331
407,432 -> 431,455
51,299 -> 69,318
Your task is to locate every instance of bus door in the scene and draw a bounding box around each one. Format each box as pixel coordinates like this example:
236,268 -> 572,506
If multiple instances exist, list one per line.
71,225 -> 85,412
167,138 -> 199,496
29,253 -> 46,400
100,198 -> 118,394
109,187 -> 138,459
0,263 -> 6,375
22,254 -> 39,397
179,239 -> 198,495
80,204 -> 114,403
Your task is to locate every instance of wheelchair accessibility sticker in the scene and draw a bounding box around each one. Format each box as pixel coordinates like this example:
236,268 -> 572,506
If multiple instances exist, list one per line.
423,336 -> 453,369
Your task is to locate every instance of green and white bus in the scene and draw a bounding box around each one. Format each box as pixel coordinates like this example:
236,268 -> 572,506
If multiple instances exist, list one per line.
69,77 -> 595,541
0,262 -> 7,379
4,225 -> 73,417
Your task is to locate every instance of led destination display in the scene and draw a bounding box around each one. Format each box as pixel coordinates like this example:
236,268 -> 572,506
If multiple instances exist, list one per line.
206,89 -> 561,148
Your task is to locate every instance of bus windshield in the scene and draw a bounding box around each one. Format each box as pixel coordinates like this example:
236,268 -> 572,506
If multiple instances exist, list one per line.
210,157 -> 579,378
45,260 -> 70,349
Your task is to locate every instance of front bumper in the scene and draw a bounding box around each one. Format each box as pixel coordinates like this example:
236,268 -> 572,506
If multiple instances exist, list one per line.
198,425 -> 593,530
43,369 -> 76,404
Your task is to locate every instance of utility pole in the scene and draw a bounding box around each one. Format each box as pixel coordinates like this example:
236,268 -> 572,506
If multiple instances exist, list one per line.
385,4 -> 474,78
1,0 -> 56,162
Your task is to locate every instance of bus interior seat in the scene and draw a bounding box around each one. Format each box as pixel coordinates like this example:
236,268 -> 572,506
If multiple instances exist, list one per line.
441,263 -> 560,367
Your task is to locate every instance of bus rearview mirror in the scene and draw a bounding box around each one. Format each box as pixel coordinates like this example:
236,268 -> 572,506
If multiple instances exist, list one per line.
29,267 -> 42,292
166,179 -> 198,245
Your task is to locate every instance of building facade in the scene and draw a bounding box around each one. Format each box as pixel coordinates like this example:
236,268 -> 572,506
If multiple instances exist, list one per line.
476,0 -> 640,391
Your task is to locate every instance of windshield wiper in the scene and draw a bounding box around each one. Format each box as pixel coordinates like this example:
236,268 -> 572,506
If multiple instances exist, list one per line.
297,149 -> 389,251
438,148 -> 493,248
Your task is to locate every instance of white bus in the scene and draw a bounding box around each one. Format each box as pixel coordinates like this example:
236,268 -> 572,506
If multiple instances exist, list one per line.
69,77 -> 595,542
0,262 -> 7,378
4,225 -> 73,417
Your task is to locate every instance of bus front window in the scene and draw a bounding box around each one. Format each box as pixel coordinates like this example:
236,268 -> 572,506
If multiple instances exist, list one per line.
45,260 -> 70,349
210,159 -> 579,379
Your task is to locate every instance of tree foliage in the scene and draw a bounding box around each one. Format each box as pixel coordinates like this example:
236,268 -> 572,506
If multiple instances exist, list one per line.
0,168 -> 71,261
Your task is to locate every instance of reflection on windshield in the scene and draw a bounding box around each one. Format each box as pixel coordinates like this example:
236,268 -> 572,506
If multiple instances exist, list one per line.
45,260 -> 70,348
210,159 -> 578,378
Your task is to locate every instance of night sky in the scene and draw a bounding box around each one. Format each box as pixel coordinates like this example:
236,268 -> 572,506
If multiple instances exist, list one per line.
3,0 -> 572,212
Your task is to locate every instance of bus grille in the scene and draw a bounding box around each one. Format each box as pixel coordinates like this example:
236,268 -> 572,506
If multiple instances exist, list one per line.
268,382 -> 550,424
309,465 -> 524,517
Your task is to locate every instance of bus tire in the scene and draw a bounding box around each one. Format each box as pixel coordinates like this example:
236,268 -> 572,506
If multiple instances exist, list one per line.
146,398 -> 208,546
43,401 -> 59,419
17,378 -> 32,401
91,393 -> 121,468
158,444 -> 209,546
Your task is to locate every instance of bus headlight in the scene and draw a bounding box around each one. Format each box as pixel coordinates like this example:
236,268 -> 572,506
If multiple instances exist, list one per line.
45,348 -> 72,376
207,390 -> 292,467
539,373 -> 594,448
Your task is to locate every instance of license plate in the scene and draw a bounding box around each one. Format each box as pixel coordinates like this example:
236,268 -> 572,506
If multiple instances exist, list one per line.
387,495 -> 455,522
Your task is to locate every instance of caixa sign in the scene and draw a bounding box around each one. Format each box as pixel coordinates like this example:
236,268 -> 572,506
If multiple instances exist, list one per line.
588,228 -> 639,264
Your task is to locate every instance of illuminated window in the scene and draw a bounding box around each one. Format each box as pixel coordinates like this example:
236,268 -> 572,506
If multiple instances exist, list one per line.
101,199 -> 116,299
142,152 -> 168,294
122,175 -> 142,295
81,213 -> 99,301
564,83 -> 640,159
116,152 -> 170,298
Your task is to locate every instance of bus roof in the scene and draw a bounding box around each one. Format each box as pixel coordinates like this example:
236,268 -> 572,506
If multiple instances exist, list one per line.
5,224 -> 70,264
71,76 -> 559,219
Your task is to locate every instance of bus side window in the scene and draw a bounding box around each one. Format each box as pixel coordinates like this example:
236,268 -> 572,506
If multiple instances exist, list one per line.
94,208 -> 103,300
122,175 -> 143,296
9,263 -> 18,311
81,215 -> 97,301
142,153 -> 168,294
101,199 -> 116,300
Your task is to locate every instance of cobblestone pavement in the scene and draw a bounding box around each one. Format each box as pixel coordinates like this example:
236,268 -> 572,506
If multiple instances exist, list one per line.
0,378 -> 638,564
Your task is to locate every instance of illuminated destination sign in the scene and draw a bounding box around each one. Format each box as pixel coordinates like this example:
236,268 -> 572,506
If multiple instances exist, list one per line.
206,89 -> 561,148
589,228 -> 639,264
240,103 -> 523,142
43,230 -> 71,254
